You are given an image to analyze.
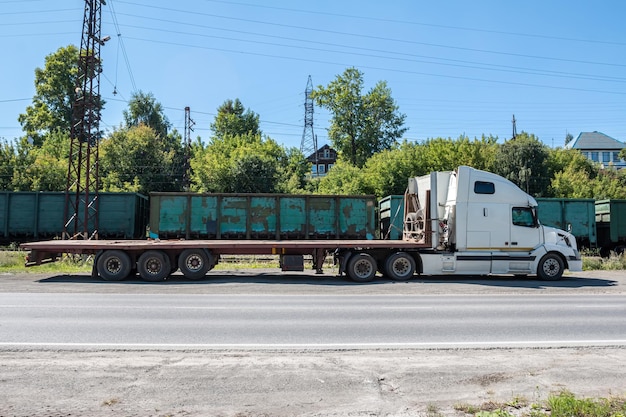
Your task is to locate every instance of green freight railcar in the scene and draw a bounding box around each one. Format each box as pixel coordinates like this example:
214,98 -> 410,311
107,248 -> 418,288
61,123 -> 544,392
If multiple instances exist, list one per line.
149,192 -> 377,240
379,195 -> 405,240
535,198 -> 596,248
0,192 -> 148,243
595,199 -> 626,256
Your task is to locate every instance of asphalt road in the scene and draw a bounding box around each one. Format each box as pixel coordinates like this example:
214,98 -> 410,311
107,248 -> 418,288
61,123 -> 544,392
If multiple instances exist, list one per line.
1,292 -> 626,349
1,269 -> 625,416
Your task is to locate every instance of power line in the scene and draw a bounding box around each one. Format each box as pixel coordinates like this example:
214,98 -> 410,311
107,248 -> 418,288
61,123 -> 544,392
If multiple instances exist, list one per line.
110,21 -> 626,84
112,3 -> 626,69
107,0 -> 137,92
200,0 -> 626,47
122,36 -> 626,97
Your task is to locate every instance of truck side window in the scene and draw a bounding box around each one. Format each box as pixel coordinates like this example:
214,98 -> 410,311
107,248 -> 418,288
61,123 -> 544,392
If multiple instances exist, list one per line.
512,207 -> 536,227
474,181 -> 495,194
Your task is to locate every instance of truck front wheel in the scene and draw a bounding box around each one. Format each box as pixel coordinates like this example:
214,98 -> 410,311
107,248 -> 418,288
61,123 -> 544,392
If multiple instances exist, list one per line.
97,250 -> 132,281
178,249 -> 212,280
347,253 -> 377,283
537,253 -> 564,281
138,250 -> 171,282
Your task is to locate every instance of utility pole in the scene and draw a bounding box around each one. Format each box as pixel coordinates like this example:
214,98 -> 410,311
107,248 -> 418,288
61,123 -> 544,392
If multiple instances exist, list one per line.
511,114 -> 517,139
183,106 -> 195,190
64,0 -> 108,240
300,75 -> 317,175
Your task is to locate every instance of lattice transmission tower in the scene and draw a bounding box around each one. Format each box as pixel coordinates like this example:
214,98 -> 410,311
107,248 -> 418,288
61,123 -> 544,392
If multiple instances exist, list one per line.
183,106 -> 195,190
63,0 -> 108,240
300,75 -> 317,172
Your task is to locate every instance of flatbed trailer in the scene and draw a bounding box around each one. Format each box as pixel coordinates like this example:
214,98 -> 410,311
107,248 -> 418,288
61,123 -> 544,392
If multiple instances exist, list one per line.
21,167 -> 582,283
22,238 -> 429,282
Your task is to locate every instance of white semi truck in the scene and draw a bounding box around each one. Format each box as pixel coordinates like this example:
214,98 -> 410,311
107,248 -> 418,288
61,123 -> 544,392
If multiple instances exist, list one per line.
22,166 -> 582,282
393,165 -> 582,280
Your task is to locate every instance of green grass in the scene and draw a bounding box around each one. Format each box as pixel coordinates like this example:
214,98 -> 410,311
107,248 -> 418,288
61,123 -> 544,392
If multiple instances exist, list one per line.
547,391 -> 626,417
455,391 -> 626,417
583,252 -> 626,271
0,250 -> 93,274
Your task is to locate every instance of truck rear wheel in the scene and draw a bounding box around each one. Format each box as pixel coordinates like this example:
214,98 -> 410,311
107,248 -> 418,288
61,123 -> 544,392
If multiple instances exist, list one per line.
385,252 -> 416,281
347,253 -> 377,282
178,249 -> 212,280
97,250 -> 132,281
138,250 -> 171,282
537,253 -> 564,281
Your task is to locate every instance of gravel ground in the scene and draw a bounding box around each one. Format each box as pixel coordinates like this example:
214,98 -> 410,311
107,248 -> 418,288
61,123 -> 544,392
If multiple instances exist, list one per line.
0,269 -> 625,416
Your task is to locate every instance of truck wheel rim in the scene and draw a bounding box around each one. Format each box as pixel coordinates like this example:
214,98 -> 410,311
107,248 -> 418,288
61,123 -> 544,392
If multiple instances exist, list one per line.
105,258 -> 122,274
146,258 -> 162,274
543,258 -> 560,276
354,259 -> 373,278
185,255 -> 203,271
391,258 -> 411,277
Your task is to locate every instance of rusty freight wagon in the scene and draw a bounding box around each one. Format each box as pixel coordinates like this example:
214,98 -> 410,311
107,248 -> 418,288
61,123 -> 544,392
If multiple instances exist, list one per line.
148,192 -> 377,240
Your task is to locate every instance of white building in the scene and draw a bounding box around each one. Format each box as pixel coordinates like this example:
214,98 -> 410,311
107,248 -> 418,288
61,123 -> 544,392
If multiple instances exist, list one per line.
565,131 -> 625,170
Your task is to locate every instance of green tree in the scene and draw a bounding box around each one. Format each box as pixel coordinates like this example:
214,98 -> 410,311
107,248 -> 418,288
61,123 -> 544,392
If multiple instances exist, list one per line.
8,131 -> 69,191
191,133 -> 290,193
360,143 -> 422,198
123,91 -> 171,138
18,45 -> 85,146
316,160 -> 368,195
100,124 -> 182,194
275,147 -> 311,194
551,166 -> 626,199
210,99 -> 261,139
311,68 -> 407,167
192,100 -> 307,193
0,140 -> 17,190
490,132 -> 550,196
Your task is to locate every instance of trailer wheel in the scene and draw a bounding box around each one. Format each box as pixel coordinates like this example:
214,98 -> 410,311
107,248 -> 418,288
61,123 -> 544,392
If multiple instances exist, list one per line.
138,250 -> 171,282
97,250 -> 132,281
178,249 -> 212,280
537,253 -> 564,281
385,252 -> 416,281
347,253 -> 377,282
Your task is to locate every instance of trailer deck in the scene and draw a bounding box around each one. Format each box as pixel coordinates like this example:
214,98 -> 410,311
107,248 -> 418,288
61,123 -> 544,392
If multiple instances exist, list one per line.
22,238 -> 425,255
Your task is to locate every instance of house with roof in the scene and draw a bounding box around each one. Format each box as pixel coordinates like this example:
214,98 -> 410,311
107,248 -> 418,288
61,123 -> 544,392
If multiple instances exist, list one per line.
307,144 -> 337,177
566,131 -> 625,170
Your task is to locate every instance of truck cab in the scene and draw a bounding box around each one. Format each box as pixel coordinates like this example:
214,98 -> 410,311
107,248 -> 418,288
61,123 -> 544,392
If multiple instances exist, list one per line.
404,166 -> 582,279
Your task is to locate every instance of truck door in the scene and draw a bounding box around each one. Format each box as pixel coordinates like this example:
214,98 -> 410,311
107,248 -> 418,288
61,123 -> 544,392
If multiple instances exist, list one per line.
460,202 -> 508,274
492,207 -> 542,274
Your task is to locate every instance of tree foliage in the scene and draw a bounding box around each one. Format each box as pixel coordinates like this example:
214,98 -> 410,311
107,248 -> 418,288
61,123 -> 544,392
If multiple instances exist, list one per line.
210,99 -> 261,140
18,45 -> 82,146
123,91 -> 171,138
490,132 -> 550,196
100,124 -> 183,194
192,133 -> 287,193
311,68 -> 407,167
191,99 -> 307,193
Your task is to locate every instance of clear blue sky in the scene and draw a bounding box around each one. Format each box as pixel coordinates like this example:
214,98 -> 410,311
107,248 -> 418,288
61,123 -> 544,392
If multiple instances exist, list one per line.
1,0 -> 625,151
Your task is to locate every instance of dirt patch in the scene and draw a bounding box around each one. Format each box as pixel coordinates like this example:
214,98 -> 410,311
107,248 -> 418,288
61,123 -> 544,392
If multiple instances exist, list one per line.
1,347 -> 625,416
